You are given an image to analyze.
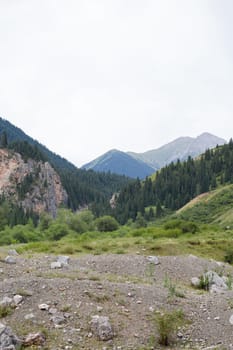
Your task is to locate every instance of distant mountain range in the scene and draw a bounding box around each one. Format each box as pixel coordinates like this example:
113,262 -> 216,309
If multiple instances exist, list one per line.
82,133 -> 226,178
83,149 -> 155,179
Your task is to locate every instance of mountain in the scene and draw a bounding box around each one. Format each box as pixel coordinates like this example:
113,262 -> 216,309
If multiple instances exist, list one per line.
128,133 -> 226,169
114,139 -> 233,223
82,133 -> 226,179
0,117 -> 132,213
82,149 -> 155,179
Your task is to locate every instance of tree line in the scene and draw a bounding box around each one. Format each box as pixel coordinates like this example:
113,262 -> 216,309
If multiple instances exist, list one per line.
114,140 -> 233,223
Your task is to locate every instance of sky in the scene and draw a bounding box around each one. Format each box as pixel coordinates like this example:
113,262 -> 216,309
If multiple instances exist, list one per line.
0,0 -> 233,167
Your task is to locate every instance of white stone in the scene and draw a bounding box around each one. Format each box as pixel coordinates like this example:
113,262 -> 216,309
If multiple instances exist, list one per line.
0,296 -> 13,306
4,256 -> 16,264
24,313 -> 35,320
147,256 -> 160,265
57,256 -> 70,266
191,277 -> 200,287
51,261 -> 62,269
229,314 -> 233,325
13,295 -> 23,305
8,249 -> 19,256
38,303 -> 49,310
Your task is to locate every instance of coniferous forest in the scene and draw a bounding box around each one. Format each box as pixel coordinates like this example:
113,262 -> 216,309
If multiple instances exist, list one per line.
114,140 -> 233,223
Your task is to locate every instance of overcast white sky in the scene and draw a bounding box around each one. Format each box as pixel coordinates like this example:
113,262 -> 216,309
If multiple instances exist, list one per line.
0,0 -> 233,167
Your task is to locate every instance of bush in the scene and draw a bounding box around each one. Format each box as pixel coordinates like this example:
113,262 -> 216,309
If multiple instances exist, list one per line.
46,223 -> 70,240
95,216 -> 119,232
224,250 -> 233,264
154,309 -> 185,346
197,274 -> 212,291
164,219 -> 198,234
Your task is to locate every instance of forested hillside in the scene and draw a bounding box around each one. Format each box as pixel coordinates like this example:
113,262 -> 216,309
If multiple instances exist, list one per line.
0,118 -> 132,214
114,139 -> 233,223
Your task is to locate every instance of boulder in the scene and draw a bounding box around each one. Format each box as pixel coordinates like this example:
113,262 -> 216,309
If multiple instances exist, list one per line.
146,256 -> 160,265
204,271 -> 227,289
0,297 -> 13,307
51,262 -> 62,269
23,332 -> 46,346
8,250 -> 18,256
90,315 -> 113,341
4,256 -> 16,264
0,322 -> 22,350
50,314 -> 66,326
191,277 -> 200,287
57,256 -> 70,266
13,295 -> 23,306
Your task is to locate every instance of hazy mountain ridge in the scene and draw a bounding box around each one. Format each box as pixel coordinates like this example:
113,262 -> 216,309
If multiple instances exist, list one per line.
82,133 -> 226,178
82,149 -> 155,179
128,132 -> 226,169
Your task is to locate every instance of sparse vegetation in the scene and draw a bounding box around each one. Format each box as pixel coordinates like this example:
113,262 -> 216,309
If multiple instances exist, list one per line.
163,274 -> 185,299
0,304 -> 14,318
198,274 -> 212,291
154,309 -> 185,346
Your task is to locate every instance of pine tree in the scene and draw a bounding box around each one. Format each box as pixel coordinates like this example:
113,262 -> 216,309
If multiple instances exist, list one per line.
0,131 -> 8,148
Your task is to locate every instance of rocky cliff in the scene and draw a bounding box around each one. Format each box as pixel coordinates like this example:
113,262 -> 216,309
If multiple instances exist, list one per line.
0,148 -> 67,217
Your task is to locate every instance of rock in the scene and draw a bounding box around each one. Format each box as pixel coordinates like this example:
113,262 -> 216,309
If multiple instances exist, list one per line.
204,271 -> 227,289
24,313 -> 35,320
146,256 -> 160,265
8,249 -> 19,256
4,256 -> 16,264
13,295 -> 23,306
0,297 -> 13,307
90,315 -> 114,341
97,306 -> 103,312
48,308 -> 58,315
23,332 -> 46,346
0,322 -> 22,350
51,262 -> 62,269
191,277 -> 200,287
57,256 -> 70,266
50,314 -> 66,325
38,303 -> 49,310
229,314 -> 233,325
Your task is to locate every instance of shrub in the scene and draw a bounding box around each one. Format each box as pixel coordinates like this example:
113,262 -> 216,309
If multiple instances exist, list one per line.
224,250 -> 233,264
164,219 -> 198,234
198,274 -> 212,291
0,305 -> 13,318
154,309 -> 185,346
163,275 -> 185,299
95,216 -> 119,232
46,223 -> 70,240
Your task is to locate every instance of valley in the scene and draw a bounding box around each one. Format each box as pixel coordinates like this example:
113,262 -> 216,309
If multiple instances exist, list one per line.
0,118 -> 233,349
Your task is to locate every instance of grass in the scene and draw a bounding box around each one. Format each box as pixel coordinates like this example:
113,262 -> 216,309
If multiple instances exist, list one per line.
11,223 -> 233,264
154,309 -> 186,346
0,304 -> 14,318
163,275 -> 185,299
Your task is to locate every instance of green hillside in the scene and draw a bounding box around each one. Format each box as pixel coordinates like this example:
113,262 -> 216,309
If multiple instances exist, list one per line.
177,184 -> 233,227
0,117 -> 132,213
114,139 -> 233,223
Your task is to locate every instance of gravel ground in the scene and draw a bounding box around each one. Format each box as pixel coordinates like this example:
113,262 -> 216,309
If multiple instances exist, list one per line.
1,252 -> 233,349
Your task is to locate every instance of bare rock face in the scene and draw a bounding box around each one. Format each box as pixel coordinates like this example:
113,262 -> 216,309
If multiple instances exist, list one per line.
0,149 -> 67,217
